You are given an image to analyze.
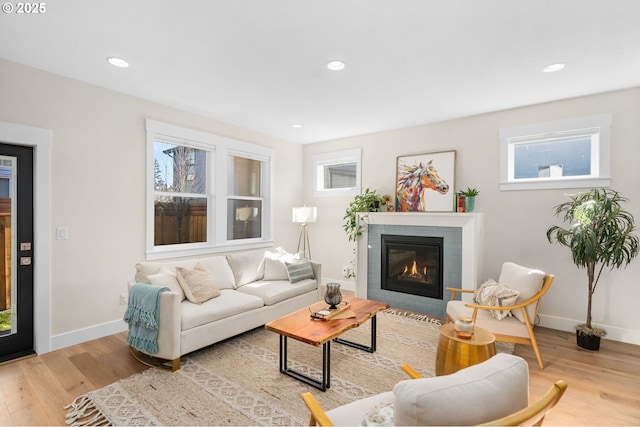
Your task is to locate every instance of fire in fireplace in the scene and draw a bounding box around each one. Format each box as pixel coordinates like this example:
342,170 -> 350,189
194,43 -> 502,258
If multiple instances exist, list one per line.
380,234 -> 444,299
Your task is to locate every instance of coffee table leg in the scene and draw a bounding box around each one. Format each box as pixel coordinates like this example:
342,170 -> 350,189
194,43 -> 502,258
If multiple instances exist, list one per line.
333,314 -> 378,353
279,335 -> 331,391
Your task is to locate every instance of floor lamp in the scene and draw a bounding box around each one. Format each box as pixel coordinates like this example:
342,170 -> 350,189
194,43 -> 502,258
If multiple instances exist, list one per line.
292,206 -> 317,259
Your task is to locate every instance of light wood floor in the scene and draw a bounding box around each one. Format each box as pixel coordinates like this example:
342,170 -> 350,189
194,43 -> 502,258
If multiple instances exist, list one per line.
1,325 -> 639,425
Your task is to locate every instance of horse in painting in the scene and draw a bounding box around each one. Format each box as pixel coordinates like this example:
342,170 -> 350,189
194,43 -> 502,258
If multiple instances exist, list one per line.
396,160 -> 449,211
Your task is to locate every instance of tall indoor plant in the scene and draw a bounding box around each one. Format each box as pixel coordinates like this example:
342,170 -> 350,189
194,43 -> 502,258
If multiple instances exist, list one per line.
546,188 -> 639,350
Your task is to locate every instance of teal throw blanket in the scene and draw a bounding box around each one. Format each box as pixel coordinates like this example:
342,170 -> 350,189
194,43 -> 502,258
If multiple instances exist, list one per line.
123,283 -> 169,354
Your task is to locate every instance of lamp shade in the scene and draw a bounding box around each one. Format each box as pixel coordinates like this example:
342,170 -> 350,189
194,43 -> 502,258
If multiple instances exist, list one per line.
236,206 -> 259,221
292,206 -> 317,223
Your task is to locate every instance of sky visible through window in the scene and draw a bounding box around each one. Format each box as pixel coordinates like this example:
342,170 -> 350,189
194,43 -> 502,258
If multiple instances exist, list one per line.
514,136 -> 591,179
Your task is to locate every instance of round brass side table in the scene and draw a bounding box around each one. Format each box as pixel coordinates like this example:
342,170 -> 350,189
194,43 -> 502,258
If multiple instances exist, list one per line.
435,323 -> 496,376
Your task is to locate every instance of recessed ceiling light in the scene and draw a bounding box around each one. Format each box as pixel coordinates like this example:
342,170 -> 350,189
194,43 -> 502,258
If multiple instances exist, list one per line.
107,57 -> 129,68
291,124 -> 303,129
327,60 -> 345,71
542,62 -> 565,73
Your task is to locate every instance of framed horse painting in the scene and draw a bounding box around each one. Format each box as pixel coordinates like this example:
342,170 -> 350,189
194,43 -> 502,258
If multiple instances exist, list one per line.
395,150 -> 456,212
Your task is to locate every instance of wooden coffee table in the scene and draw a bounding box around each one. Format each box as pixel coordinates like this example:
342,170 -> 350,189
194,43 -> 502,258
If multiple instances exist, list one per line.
265,296 -> 389,391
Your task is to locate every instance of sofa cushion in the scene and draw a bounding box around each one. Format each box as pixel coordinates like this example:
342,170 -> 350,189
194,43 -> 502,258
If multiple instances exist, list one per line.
498,262 -> 545,323
446,300 -> 530,338
181,289 -> 264,330
196,256 -> 237,290
226,251 -> 265,287
176,265 -> 221,304
393,353 -> 529,426
147,267 -> 186,301
236,278 -> 317,306
285,259 -> 315,283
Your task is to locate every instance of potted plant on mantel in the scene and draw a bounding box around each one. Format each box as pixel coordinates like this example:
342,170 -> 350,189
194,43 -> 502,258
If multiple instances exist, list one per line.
546,188 -> 639,350
460,187 -> 480,212
342,188 -> 385,278
343,188 -> 385,242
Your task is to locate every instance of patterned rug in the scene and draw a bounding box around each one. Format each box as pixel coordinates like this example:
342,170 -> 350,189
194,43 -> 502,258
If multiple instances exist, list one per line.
65,309 -> 513,426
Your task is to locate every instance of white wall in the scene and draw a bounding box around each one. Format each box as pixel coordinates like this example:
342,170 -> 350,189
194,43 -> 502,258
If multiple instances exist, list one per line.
0,59 -> 304,348
2,57 -> 638,348
303,87 -> 640,345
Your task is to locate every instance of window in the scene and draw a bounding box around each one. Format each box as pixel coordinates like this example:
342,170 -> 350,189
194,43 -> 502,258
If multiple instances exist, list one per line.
499,114 -> 611,190
146,120 -> 273,259
227,155 -> 262,240
313,148 -> 361,196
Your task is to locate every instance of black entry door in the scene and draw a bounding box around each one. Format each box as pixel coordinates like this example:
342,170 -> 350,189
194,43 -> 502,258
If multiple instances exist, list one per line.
0,143 -> 34,363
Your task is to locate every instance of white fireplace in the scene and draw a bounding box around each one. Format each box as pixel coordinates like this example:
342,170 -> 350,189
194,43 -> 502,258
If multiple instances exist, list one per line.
356,212 -> 484,316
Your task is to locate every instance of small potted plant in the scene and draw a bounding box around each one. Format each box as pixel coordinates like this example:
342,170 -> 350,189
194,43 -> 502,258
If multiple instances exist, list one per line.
460,187 -> 479,212
546,188 -> 639,350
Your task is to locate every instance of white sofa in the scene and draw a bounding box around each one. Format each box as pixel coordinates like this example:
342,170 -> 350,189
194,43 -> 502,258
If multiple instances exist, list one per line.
128,249 -> 321,370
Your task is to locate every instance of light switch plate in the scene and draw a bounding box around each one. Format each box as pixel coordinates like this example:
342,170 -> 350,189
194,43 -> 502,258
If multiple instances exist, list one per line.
56,227 -> 68,240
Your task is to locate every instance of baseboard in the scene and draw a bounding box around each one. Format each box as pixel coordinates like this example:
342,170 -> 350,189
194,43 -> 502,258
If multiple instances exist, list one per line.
50,319 -> 128,352
538,314 -> 640,346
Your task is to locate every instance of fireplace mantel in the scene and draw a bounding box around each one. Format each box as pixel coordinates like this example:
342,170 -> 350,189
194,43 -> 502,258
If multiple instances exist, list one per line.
356,212 -> 484,303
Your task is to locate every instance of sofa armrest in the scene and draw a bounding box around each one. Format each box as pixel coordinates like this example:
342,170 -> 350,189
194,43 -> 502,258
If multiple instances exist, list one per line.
126,281 -> 182,361
309,260 -> 322,299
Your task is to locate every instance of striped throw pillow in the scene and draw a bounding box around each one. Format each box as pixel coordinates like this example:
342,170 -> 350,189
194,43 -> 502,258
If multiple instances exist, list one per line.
285,260 -> 315,283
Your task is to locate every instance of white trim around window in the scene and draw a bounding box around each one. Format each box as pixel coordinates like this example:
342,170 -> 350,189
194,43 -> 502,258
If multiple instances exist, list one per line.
499,114 -> 612,191
145,119 -> 274,260
312,148 -> 362,197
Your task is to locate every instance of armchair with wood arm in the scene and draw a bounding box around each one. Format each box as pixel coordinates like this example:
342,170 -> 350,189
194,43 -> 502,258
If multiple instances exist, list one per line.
301,354 -> 566,426
446,262 -> 554,369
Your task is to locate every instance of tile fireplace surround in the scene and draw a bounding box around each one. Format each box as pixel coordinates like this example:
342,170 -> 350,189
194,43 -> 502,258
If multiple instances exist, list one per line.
356,212 -> 484,318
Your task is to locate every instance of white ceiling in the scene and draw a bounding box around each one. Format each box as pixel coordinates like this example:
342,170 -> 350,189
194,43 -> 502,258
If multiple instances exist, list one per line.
1,0 -> 639,144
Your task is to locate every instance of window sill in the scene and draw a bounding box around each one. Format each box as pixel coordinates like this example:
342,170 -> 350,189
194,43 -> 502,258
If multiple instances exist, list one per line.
500,176 -> 611,191
146,240 -> 274,261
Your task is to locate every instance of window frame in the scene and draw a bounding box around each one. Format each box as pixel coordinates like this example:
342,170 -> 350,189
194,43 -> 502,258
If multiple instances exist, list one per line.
146,119 -> 274,260
312,148 -> 362,197
499,114 -> 612,191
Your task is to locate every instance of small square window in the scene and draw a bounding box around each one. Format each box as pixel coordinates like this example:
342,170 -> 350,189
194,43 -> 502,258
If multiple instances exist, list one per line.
313,148 -> 361,196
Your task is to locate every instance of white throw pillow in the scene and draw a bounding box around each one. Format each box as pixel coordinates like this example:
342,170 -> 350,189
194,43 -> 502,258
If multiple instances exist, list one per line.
134,262 -> 162,284
474,279 -> 520,320
261,248 -> 301,281
498,262 -> 545,323
176,265 -> 221,304
361,400 -> 394,426
147,267 -> 186,301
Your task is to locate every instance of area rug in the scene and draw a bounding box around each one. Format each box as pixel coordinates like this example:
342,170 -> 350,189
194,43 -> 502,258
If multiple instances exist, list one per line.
65,310 -> 513,426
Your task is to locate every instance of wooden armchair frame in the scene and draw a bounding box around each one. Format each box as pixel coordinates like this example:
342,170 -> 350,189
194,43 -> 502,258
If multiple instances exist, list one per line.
301,365 -> 421,427
446,274 -> 554,369
301,364 -> 566,426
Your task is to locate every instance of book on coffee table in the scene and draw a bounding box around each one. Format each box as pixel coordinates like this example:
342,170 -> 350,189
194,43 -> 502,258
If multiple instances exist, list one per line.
309,301 -> 354,320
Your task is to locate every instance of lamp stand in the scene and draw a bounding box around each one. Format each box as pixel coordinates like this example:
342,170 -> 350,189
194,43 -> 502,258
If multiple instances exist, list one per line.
296,223 -> 311,259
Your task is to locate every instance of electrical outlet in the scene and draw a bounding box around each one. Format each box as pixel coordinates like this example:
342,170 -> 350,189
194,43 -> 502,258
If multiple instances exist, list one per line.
342,265 -> 350,277
120,293 -> 128,305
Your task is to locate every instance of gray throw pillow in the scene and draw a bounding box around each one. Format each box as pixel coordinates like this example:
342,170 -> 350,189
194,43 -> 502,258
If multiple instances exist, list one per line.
285,260 -> 315,283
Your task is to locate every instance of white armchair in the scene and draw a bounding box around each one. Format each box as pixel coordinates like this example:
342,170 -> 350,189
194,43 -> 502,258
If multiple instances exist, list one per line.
301,353 -> 567,426
446,262 -> 554,369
